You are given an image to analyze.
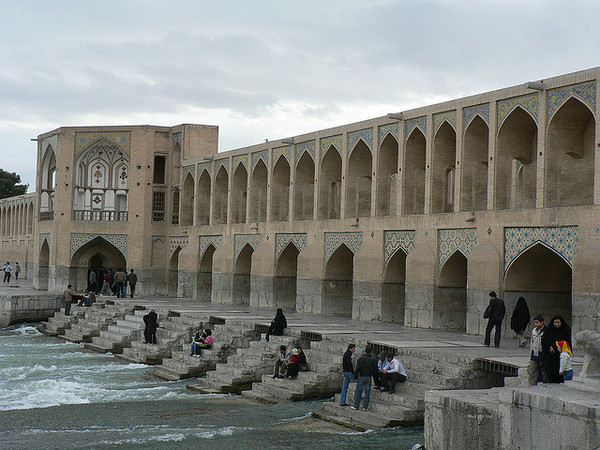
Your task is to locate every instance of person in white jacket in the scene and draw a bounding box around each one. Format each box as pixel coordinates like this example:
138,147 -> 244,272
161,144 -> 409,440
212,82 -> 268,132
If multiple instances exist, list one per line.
380,353 -> 407,394
557,340 -> 573,381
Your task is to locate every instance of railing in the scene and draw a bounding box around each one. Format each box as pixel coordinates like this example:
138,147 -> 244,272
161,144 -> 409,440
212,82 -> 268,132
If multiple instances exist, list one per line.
39,211 -> 55,221
73,210 -> 128,222
171,213 -> 179,225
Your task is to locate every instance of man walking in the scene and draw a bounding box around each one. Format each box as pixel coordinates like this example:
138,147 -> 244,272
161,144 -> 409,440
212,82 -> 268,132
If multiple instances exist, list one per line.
340,343 -> 355,406
127,269 -> 137,298
114,268 -> 126,298
143,309 -> 158,344
64,284 -> 74,316
14,262 -> 21,281
2,262 -> 12,283
528,315 -> 546,385
352,347 -> 378,411
483,291 -> 506,348
88,269 -> 97,293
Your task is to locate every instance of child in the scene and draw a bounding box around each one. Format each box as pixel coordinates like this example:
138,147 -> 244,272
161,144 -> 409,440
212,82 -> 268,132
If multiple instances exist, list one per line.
557,340 -> 573,381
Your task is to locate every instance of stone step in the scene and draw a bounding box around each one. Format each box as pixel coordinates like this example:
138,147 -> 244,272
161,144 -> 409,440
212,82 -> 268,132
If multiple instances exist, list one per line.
339,380 -> 434,411
314,401 -> 422,431
85,337 -> 124,354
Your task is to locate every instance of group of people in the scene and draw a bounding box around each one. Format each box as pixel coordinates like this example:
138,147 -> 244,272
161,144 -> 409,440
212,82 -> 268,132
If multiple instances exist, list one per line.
340,344 -> 407,411
88,267 -> 137,298
2,261 -> 21,283
63,284 -> 96,315
272,345 -> 309,379
190,328 -> 213,355
483,291 -> 573,384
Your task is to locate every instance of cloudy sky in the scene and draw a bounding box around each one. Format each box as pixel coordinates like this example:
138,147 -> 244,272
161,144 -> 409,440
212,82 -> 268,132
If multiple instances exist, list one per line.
1,0 -> 598,190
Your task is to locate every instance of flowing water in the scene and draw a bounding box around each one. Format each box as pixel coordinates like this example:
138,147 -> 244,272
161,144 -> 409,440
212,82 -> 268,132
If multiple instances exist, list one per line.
0,324 -> 424,449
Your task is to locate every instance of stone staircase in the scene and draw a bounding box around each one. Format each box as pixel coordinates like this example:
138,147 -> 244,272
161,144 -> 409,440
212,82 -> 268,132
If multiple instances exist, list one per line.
61,303 -> 131,343
154,319 -> 261,380
84,308 -> 167,354
313,344 -> 480,430
41,307 -> 84,336
187,332 -> 301,394
241,338 -> 343,403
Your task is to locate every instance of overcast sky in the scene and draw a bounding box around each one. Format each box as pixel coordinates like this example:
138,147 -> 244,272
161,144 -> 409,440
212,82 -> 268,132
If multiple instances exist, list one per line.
1,0 -> 598,190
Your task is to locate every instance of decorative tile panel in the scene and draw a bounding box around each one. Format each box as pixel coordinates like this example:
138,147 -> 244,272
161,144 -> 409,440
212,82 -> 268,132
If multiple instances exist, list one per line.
463,104 -> 490,128
234,234 -> 262,260
71,233 -> 128,259
182,165 -> 195,180
348,129 -> 373,153
497,94 -> 538,130
198,162 -> 211,177
296,140 -> 316,165
438,228 -> 477,269
548,81 -> 596,119
275,233 -> 307,261
215,158 -> 229,173
233,154 -> 249,171
433,111 -> 457,134
39,233 -> 50,249
384,230 -> 416,265
152,235 -> 166,243
379,123 -> 399,145
173,133 -> 182,147
199,235 -> 223,257
75,131 -> 131,158
320,135 -> 343,161
252,150 -> 269,170
41,135 -> 58,155
169,235 -> 189,255
504,226 -> 578,273
405,117 -> 427,140
273,145 -> 293,166
324,232 -> 363,267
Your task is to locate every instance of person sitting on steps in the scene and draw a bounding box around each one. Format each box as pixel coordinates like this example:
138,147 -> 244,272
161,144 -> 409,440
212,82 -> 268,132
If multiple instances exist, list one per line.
191,329 -> 213,356
380,353 -> 407,394
284,348 -> 301,379
272,345 -> 291,378
266,308 -> 287,342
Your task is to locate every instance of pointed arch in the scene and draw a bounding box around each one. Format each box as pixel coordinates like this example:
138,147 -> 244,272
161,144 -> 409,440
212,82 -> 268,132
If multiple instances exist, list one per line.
249,159 -> 268,222
496,106 -> 538,210
346,140 -> 372,218
323,243 -> 354,317
171,188 -> 180,225
197,169 -> 211,225
167,246 -> 181,297
461,115 -> 489,211
37,239 -> 50,290
318,146 -> 342,220
432,121 -> 457,213
231,163 -> 248,224
274,242 -> 300,310
403,128 -> 426,214
172,143 -> 181,185
213,166 -> 229,224
197,243 -> 216,301
70,236 -> 127,291
377,133 -> 399,216
233,243 -> 253,305
181,173 -> 194,226
271,156 -> 290,221
294,152 -> 315,220
382,248 -> 407,323
434,250 -> 467,330
545,97 -> 595,207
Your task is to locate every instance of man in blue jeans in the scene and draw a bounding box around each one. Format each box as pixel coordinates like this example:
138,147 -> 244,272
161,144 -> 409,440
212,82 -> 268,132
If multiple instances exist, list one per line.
339,343 -> 355,406
352,347 -> 378,411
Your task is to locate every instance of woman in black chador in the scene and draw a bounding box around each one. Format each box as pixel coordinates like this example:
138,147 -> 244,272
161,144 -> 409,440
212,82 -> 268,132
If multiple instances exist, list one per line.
541,315 -> 572,383
510,297 -> 531,348
266,308 -> 287,341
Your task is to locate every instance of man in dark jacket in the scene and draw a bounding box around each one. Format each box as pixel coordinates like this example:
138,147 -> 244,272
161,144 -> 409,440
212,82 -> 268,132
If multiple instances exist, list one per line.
339,343 -> 355,406
484,291 -> 506,348
127,269 -> 138,298
352,347 -> 378,411
143,309 -> 158,344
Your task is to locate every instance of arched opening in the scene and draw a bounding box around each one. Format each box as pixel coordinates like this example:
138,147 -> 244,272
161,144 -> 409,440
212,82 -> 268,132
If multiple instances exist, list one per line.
376,134 -> 399,216
70,237 -> 127,291
197,244 -> 216,301
293,152 -> 315,220
504,243 -> 572,326
27,203 -> 34,234
546,97 -> 595,207
274,242 -> 299,310
40,145 -> 56,213
318,147 -> 342,220
171,188 -> 180,225
496,107 -> 538,210
167,247 -> 181,297
323,244 -> 353,317
382,249 -> 406,323
461,116 -> 489,211
271,157 -> 290,221
346,141 -> 372,218
197,170 -> 211,225
181,173 -> 194,226
403,128 -> 426,215
232,164 -> 248,224
213,166 -> 229,224
172,143 -> 181,185
249,160 -> 268,222
233,244 -> 253,305
434,251 -> 467,330
432,122 -> 457,213
38,240 -> 50,290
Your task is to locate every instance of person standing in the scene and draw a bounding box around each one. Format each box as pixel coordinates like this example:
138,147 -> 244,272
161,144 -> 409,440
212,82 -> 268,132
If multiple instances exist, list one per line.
88,269 -> 97,293
339,343 -> 356,406
510,296 -> 531,348
380,353 -> 407,394
127,269 -> 137,298
541,315 -> 571,383
483,291 -> 506,348
527,315 -> 546,385
143,309 -> 158,344
352,347 -> 378,411
2,262 -> 12,283
557,340 -> 574,381
63,284 -> 74,316
14,262 -> 21,281
114,268 -> 126,298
